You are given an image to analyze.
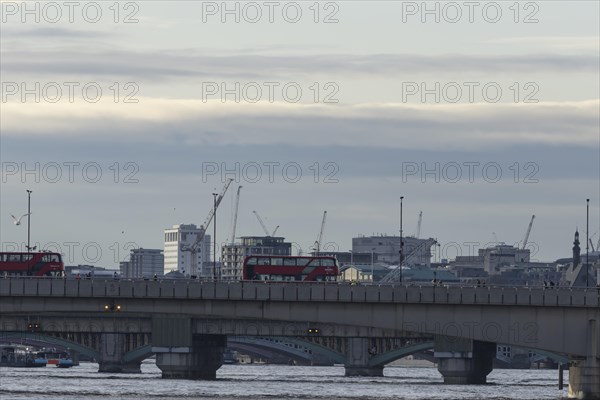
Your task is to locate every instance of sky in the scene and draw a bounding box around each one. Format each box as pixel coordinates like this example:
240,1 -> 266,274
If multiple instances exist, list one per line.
1,0 -> 599,267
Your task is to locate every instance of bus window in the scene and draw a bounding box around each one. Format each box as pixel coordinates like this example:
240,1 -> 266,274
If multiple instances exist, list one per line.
246,257 -> 257,266
271,258 -> 283,266
22,254 -> 33,262
50,255 -> 60,262
260,258 -> 271,265
322,259 -> 335,266
283,258 -> 296,266
8,254 -> 21,262
296,258 -> 310,266
308,258 -> 322,267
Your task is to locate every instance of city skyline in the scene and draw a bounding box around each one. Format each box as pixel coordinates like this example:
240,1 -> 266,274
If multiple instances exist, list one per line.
1,1 -> 598,266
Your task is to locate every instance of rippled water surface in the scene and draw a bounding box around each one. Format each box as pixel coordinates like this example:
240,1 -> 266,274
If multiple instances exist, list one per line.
0,361 -> 568,400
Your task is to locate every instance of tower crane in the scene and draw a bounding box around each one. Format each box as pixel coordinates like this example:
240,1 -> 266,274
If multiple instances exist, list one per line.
314,211 -> 327,254
229,185 -> 242,245
183,178 -> 233,275
416,211 -> 423,238
521,214 -> 535,250
253,211 -> 271,236
589,232 -> 599,253
252,211 -> 280,236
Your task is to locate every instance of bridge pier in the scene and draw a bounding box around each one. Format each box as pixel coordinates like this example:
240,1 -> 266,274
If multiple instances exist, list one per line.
435,338 -> 495,384
569,319 -> 600,399
569,358 -> 600,399
154,335 -> 226,380
70,350 -> 80,366
98,333 -> 141,373
344,338 -> 383,377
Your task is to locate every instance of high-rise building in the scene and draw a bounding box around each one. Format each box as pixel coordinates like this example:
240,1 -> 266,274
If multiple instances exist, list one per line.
352,235 -> 433,266
121,248 -> 164,278
163,224 -> 211,276
480,244 -> 530,275
221,236 -> 292,281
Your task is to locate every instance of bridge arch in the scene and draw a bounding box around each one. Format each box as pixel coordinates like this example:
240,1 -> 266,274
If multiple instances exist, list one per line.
368,341 -> 434,367
122,344 -> 153,363
0,332 -> 101,360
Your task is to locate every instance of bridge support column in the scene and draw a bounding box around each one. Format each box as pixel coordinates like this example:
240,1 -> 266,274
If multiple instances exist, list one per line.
98,333 -> 141,373
569,319 -> 600,399
344,338 -> 383,377
435,338 -> 495,384
154,335 -> 226,380
70,351 -> 80,366
569,358 -> 600,399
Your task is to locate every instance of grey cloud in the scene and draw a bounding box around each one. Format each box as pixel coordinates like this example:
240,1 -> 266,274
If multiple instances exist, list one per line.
3,101 -> 597,150
1,49 -> 598,80
12,27 -> 113,38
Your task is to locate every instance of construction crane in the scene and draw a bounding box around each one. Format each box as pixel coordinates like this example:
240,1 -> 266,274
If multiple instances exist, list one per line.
521,215 -> 535,250
492,232 -> 499,244
590,232 -> 599,253
252,211 -> 280,236
183,178 -> 233,275
229,185 -> 242,245
415,211 -> 423,238
253,211 -> 272,236
380,238 -> 437,283
314,211 -> 327,254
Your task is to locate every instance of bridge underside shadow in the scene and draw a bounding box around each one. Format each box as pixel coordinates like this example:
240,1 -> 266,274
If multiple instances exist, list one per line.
1,331 -> 572,383
0,331 -> 150,373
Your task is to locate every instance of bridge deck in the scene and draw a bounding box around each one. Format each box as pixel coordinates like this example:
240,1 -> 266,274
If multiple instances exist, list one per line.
1,278 -> 598,307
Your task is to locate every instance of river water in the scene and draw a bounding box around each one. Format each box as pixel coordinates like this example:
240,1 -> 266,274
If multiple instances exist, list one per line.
0,361 -> 568,400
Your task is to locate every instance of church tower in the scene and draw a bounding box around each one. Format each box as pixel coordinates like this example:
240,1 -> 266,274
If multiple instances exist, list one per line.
572,230 -> 581,266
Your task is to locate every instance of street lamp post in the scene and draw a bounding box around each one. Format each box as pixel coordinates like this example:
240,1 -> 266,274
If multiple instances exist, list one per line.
371,248 -> 375,283
586,198 -> 589,287
349,250 -> 353,266
212,192 -> 218,281
26,190 -> 32,252
399,196 -> 404,283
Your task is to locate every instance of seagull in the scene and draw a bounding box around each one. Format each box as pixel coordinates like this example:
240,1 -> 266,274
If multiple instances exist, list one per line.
10,213 -> 30,226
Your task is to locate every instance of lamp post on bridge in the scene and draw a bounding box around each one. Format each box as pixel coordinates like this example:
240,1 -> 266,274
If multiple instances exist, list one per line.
26,190 -> 32,252
212,192 -> 218,281
399,196 -> 404,283
586,198 -> 589,287
371,248 -> 375,283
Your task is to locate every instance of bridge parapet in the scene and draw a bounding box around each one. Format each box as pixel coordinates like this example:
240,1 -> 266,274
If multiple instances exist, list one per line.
1,278 -> 598,308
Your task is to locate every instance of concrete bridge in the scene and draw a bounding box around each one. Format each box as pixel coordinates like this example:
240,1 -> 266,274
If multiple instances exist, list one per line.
1,278 -> 598,398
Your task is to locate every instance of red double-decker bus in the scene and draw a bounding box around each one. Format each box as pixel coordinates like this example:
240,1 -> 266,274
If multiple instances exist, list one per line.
0,252 -> 64,277
242,255 -> 339,282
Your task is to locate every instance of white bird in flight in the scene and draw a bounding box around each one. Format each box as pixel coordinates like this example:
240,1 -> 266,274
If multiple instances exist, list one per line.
10,213 -> 30,226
